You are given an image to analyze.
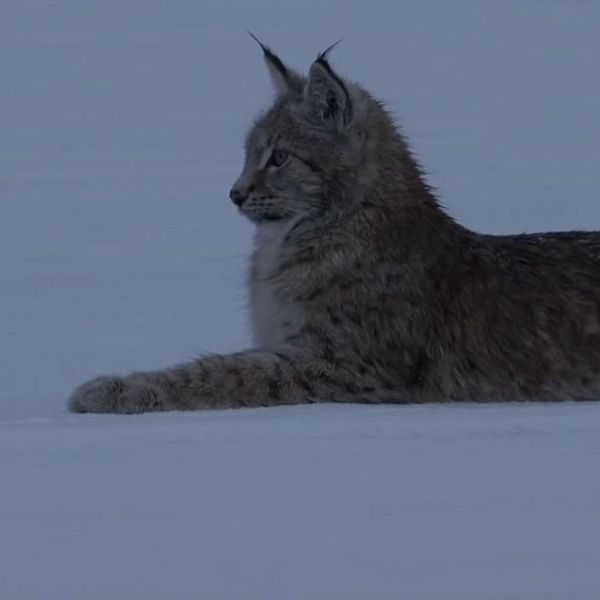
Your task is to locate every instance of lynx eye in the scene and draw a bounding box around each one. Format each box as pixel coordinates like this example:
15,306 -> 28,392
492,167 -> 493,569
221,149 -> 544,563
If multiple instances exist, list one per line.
268,149 -> 289,168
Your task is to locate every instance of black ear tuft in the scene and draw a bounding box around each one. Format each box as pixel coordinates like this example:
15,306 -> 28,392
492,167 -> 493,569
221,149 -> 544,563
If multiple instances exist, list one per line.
316,39 -> 343,63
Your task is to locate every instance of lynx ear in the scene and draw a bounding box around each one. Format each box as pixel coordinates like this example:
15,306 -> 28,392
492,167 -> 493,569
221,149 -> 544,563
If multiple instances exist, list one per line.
248,32 -> 301,96
304,52 -> 352,130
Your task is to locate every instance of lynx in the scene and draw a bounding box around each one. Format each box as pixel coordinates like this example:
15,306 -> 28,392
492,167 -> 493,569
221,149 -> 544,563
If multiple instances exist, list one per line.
69,41 -> 600,414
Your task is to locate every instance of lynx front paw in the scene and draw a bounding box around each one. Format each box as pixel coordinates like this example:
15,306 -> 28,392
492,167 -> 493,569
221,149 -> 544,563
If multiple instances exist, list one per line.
68,376 -> 167,414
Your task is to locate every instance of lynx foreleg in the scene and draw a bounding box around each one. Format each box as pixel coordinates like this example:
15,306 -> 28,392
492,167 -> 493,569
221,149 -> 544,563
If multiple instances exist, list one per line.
68,350 -> 339,414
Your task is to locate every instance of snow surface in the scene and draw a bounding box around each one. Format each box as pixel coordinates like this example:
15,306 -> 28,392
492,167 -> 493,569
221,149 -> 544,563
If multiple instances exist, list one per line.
2,1 -> 600,598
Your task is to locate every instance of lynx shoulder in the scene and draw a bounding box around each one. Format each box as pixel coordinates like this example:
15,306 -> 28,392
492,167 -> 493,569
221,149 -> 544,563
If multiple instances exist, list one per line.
68,42 -> 600,413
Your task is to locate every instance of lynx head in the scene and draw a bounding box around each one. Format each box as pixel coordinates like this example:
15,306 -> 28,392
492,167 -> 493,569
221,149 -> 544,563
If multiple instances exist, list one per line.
230,38 -> 403,225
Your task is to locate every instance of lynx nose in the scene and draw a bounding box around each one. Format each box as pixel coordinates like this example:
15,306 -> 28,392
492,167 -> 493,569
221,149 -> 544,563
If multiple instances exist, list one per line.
229,187 -> 247,207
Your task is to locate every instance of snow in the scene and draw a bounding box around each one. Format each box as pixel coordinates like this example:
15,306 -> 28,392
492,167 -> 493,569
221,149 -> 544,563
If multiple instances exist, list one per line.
3,404 -> 600,599
1,1 -> 600,598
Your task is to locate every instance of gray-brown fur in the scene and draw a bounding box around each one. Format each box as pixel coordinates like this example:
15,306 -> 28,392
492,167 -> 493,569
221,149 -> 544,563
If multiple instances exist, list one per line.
68,44 -> 600,413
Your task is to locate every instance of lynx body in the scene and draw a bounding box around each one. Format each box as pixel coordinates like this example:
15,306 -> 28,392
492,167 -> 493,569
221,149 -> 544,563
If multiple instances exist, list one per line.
69,43 -> 600,413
